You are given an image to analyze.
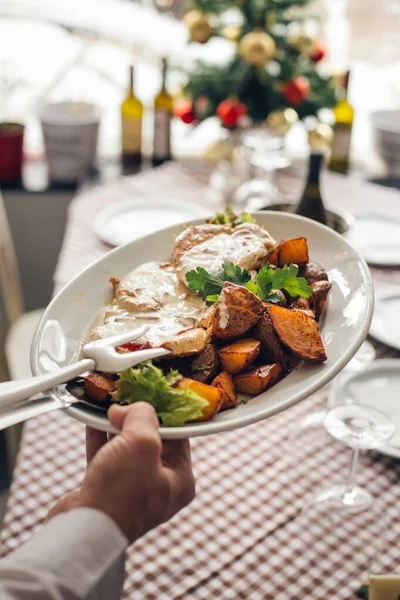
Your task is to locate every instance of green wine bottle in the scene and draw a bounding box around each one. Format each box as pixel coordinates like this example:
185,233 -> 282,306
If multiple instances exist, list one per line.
293,151 -> 328,226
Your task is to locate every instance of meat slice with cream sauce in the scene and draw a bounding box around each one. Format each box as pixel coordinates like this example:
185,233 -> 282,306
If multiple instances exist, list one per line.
173,222 -> 276,287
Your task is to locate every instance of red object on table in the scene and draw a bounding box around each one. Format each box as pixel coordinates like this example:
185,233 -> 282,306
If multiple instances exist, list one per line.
0,123 -> 24,184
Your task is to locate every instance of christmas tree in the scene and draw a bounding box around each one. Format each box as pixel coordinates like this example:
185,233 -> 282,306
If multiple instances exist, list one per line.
175,0 -> 337,131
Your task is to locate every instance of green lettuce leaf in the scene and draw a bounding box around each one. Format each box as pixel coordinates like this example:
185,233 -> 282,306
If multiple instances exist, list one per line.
113,361 -> 207,427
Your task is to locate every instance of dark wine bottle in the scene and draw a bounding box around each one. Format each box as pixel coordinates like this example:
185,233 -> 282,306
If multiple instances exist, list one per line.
293,151 -> 328,226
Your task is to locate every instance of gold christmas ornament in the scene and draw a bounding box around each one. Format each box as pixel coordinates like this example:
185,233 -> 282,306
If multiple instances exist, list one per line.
239,30 -> 276,67
222,25 -> 241,42
266,107 -> 298,135
182,10 -> 212,44
290,31 -> 317,56
308,122 -> 334,151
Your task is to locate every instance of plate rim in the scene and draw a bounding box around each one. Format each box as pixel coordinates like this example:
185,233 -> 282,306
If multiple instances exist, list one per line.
350,210 -> 400,266
369,286 -> 400,351
31,210 -> 374,439
332,358 -> 400,459
93,197 -> 211,247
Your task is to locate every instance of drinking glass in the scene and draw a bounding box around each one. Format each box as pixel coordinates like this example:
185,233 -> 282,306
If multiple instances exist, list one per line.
233,128 -> 290,211
303,404 -> 394,514
294,340 -> 376,434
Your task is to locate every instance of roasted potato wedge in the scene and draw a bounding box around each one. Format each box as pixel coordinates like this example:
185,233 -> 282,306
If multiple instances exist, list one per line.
84,372 -> 117,403
298,261 -> 328,285
268,305 -> 327,362
218,338 -> 261,374
252,312 -> 286,365
234,363 -> 283,395
176,377 -> 223,421
190,344 -> 220,383
311,280 -> 332,321
212,282 -> 264,341
268,246 -> 279,266
278,237 -> 309,266
211,371 -> 237,410
198,304 -> 216,330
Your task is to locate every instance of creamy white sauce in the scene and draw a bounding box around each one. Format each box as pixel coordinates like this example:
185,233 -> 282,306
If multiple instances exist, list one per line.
177,223 -> 275,287
218,288 -> 229,329
90,261 -> 206,346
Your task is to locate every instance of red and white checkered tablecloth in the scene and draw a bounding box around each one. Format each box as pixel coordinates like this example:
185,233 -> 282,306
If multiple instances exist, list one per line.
1,164 -> 400,599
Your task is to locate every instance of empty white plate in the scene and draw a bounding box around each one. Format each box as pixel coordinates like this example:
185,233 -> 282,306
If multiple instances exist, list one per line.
348,212 -> 400,266
369,287 -> 400,351
333,359 -> 400,459
94,198 -> 210,246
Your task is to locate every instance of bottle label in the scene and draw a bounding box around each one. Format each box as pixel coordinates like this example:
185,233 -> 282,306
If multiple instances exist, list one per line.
122,117 -> 142,153
331,123 -> 352,159
153,110 -> 171,159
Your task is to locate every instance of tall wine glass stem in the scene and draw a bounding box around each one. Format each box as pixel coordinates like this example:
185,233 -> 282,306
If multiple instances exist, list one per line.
343,448 -> 359,501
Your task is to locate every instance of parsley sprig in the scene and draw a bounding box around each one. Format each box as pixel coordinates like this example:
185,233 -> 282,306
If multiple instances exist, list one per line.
206,206 -> 256,227
186,261 -> 312,305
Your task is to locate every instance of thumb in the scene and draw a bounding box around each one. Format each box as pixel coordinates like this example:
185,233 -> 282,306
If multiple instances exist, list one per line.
108,404 -> 130,431
108,402 -> 159,435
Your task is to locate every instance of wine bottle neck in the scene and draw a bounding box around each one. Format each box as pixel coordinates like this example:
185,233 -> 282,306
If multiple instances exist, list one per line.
161,59 -> 167,91
129,66 -> 134,96
307,152 -> 323,185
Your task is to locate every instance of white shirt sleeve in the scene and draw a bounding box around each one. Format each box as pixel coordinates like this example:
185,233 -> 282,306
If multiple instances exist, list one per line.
0,507 -> 128,600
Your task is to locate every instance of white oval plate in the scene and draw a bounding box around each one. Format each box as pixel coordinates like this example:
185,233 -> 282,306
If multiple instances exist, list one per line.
94,197 -> 210,246
369,287 -> 400,351
332,359 -> 400,459
31,211 -> 373,439
348,212 -> 400,266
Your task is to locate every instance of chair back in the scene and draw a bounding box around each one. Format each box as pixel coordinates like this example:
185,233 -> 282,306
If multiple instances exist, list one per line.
0,190 -> 24,325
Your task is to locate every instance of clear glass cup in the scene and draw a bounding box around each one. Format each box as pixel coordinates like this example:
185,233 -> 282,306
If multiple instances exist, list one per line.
233,128 -> 290,211
303,404 -> 395,514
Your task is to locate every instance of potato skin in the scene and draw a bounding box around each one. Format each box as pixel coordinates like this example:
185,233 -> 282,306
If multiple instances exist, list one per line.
84,372 -> 117,403
298,261 -> 328,285
198,304 -> 216,330
311,280 -> 332,321
176,377 -> 223,421
190,344 -> 220,383
212,282 -> 264,341
278,237 -> 309,267
218,338 -> 261,374
234,363 -> 283,395
268,246 -> 279,266
211,372 -> 237,410
268,305 -> 327,362
252,312 -> 289,366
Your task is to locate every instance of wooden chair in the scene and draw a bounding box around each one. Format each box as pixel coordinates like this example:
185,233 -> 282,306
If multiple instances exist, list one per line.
0,189 -> 43,472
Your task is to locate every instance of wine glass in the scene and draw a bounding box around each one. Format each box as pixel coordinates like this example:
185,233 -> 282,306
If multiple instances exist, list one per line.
293,340 -> 376,435
303,404 -> 395,514
233,128 -> 290,211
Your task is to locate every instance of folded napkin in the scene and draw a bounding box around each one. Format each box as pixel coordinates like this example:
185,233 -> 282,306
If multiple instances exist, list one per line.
359,575 -> 400,599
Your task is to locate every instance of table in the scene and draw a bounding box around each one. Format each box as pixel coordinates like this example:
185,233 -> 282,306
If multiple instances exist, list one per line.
1,164 -> 400,599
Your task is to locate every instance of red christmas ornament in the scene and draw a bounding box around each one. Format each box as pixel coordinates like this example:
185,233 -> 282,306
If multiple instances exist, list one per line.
282,77 -> 310,106
310,41 -> 327,63
174,101 -> 196,124
216,99 -> 247,128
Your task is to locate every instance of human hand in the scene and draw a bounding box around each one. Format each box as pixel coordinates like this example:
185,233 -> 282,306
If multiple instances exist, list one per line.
48,402 -> 195,543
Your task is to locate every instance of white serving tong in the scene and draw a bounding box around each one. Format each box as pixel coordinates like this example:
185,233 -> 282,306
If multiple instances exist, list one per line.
0,325 -> 170,430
